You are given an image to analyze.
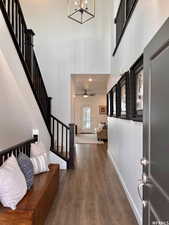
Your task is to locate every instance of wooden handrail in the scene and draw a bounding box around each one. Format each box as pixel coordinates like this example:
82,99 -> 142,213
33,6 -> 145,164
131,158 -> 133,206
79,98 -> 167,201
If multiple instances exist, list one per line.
51,115 -> 70,130
0,136 -> 37,166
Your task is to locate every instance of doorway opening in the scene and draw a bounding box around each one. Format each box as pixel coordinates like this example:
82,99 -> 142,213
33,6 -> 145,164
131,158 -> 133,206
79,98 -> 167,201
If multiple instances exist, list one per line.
71,74 -> 110,144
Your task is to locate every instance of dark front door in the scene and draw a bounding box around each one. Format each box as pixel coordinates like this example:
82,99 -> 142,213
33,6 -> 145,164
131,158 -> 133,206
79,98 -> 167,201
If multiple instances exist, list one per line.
142,18 -> 169,225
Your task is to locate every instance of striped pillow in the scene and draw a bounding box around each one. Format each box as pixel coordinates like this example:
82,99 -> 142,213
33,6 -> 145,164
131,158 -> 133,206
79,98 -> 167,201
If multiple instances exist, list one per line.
31,143 -> 48,157
30,153 -> 49,175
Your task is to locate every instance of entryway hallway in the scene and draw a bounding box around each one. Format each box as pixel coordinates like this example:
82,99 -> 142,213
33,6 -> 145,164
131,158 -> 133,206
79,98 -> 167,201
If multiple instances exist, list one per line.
45,143 -> 138,225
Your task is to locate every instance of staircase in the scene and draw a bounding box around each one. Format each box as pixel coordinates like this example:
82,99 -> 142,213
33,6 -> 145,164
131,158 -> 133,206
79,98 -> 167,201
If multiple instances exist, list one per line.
0,0 -> 75,169
51,115 -> 75,169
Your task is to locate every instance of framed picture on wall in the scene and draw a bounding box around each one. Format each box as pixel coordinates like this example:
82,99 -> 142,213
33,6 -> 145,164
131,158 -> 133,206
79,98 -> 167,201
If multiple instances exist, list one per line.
130,55 -> 143,121
118,72 -> 130,119
99,105 -> 107,115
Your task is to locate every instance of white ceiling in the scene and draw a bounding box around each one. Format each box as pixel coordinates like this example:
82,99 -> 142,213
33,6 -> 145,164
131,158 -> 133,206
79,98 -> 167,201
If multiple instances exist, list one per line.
72,74 -> 110,95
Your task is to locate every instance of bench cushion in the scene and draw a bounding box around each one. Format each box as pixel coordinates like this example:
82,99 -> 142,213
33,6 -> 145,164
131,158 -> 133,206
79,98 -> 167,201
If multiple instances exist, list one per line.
0,164 -> 59,225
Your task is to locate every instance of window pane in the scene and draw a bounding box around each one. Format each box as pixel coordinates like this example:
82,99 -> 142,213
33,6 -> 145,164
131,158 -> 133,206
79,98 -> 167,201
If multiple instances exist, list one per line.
136,69 -> 144,111
116,0 -> 126,43
113,91 -> 116,115
83,107 -> 91,129
108,94 -> 111,115
121,84 -> 126,115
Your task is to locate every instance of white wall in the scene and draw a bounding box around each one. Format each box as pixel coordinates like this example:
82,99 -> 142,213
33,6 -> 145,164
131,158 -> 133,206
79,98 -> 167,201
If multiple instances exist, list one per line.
108,118 -> 143,224
0,10 -> 50,151
74,95 -> 107,133
108,1 -> 169,225
108,69 -> 143,225
20,0 -> 113,124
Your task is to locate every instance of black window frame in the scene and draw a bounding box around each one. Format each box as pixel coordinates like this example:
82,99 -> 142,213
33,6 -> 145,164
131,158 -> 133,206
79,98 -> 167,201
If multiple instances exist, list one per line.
118,72 -> 130,119
107,90 -> 113,117
113,0 -> 139,56
111,85 -> 119,118
130,55 -> 143,122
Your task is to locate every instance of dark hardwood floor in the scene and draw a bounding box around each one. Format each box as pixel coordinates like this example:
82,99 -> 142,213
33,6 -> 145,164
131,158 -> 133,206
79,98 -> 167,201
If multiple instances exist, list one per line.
45,143 -> 138,225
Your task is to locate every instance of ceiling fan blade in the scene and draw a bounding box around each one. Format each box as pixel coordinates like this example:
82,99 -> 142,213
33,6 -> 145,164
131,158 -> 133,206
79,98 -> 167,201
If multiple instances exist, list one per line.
75,89 -> 96,97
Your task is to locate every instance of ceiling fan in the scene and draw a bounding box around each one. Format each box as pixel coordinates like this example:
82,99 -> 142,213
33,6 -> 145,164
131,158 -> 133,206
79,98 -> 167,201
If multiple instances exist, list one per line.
76,89 -> 96,98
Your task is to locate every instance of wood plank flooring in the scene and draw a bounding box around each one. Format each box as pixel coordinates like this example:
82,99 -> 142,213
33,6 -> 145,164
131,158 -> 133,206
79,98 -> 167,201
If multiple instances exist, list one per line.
45,144 -> 138,225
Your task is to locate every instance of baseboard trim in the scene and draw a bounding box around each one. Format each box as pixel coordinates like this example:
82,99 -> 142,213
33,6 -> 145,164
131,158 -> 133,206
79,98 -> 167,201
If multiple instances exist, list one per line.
108,150 -> 142,225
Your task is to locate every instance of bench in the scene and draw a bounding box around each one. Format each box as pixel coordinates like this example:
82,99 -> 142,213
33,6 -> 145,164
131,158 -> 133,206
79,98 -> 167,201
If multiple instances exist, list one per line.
0,138 -> 60,225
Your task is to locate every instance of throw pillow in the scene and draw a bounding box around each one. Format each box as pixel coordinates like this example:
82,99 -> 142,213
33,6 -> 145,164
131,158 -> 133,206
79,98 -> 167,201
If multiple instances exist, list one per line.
31,142 -> 48,157
17,153 -> 34,190
0,155 -> 27,210
30,153 -> 49,175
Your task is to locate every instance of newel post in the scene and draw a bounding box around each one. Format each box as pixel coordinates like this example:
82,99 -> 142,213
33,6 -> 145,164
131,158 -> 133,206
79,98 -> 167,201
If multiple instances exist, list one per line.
25,29 -> 35,82
68,123 -> 75,169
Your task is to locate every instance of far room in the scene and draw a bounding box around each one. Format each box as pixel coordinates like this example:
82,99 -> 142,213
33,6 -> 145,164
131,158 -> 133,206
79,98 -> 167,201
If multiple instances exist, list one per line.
71,74 -> 110,144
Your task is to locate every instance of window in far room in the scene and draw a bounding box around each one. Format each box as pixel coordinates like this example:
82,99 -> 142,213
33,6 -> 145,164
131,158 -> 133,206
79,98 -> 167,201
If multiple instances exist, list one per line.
83,106 -> 91,129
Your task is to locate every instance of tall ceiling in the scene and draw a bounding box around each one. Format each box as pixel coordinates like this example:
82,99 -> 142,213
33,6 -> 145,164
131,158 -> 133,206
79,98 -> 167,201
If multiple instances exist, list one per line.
72,74 -> 110,95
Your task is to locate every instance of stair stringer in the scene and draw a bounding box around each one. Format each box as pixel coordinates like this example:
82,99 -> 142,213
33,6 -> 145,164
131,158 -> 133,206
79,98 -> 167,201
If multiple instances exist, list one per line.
49,151 -> 67,170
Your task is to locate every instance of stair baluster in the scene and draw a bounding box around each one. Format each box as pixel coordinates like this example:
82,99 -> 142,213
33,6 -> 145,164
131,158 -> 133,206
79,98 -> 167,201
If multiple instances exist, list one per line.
51,115 -> 75,169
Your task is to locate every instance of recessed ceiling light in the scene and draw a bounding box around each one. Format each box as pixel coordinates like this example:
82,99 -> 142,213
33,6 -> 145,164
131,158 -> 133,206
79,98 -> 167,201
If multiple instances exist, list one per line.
88,78 -> 93,82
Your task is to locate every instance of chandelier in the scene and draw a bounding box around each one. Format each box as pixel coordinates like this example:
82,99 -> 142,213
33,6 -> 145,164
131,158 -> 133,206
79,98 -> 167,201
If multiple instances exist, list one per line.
68,0 -> 95,24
